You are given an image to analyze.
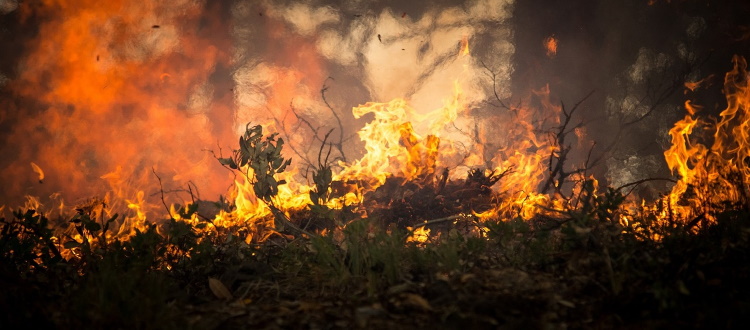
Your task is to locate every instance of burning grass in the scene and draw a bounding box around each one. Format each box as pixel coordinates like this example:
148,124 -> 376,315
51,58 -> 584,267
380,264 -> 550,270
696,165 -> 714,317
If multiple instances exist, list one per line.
4,54 -> 750,326
3,16 -> 750,325
2,189 -> 750,328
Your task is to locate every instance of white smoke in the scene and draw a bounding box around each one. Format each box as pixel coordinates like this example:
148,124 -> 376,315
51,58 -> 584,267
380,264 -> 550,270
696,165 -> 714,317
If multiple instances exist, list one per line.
231,0 -> 515,154
0,0 -> 18,15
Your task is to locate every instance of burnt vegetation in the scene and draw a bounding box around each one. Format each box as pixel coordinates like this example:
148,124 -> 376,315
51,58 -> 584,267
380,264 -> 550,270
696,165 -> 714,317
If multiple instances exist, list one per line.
2,176 -> 750,329
3,1 -> 750,329
3,112 -> 750,329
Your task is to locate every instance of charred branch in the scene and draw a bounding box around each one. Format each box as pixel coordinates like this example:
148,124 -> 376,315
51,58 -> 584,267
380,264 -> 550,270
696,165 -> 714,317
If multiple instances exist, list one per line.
541,90 -> 595,198
615,177 -> 677,197
152,167 -> 174,221
480,60 -> 520,111
321,78 -> 349,163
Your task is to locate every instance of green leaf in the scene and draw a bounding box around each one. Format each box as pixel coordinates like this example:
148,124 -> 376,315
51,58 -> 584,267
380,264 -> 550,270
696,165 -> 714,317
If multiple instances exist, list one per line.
266,176 -> 277,188
266,143 -> 277,156
249,124 -> 262,137
272,157 -> 283,170
253,182 -> 268,199
277,158 -> 292,173
275,138 -> 285,155
258,161 -> 269,174
239,136 -> 248,154
85,221 -> 102,233
218,157 -> 235,166
187,203 -> 199,216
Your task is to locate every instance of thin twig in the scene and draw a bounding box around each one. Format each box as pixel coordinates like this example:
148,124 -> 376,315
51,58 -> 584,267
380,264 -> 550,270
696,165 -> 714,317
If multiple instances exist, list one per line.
480,60 -> 511,110
615,177 -> 678,197
541,90 -> 595,196
152,167 -> 174,220
321,78 -> 348,162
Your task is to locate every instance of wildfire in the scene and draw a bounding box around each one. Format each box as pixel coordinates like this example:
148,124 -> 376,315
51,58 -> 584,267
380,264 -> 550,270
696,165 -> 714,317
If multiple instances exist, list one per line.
6,7 -> 561,245
4,1 -> 747,251
662,55 -> 750,226
199,27 -> 570,244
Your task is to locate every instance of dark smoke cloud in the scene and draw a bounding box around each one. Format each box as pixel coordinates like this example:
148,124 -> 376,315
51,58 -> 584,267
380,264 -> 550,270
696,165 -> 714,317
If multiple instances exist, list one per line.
511,0 -> 750,196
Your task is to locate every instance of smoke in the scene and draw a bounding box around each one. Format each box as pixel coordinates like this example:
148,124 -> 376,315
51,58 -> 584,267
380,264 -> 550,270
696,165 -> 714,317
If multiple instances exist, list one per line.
0,0 -> 236,213
0,0 -> 515,216
2,0 -> 747,215
230,0 -> 515,166
231,0 -> 513,124
0,0 -> 17,15
507,0 -> 750,197
0,0 -> 16,88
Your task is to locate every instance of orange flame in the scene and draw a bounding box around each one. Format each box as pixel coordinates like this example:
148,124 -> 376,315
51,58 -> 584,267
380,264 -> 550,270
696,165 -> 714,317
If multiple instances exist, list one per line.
460,35 -> 470,57
662,55 -> 750,225
30,162 -> 44,183
684,74 -> 714,94
544,35 -> 558,58
406,226 -> 431,244
4,3 -> 610,247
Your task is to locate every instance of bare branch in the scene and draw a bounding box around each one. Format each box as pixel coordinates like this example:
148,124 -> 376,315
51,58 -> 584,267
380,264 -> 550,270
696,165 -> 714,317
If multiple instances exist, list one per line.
152,167 -> 174,221
623,52 -> 711,127
541,90 -> 595,197
616,177 -> 678,197
321,78 -> 348,163
480,60 -> 511,110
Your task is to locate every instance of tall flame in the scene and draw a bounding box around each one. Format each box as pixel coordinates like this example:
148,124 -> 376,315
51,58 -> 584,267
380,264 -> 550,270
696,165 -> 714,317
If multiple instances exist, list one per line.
1,1 -> 659,246
663,55 -> 750,224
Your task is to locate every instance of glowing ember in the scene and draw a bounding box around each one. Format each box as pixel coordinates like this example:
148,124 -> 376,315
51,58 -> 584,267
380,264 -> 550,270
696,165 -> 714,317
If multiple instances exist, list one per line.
30,162 -> 44,183
406,226 -> 431,244
544,35 -> 558,58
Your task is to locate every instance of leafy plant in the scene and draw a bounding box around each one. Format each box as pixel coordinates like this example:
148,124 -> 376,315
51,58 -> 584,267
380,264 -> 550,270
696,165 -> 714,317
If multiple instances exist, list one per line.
305,129 -> 352,230
0,209 -> 63,274
219,124 -> 292,202
218,123 -> 312,236
65,206 -> 119,258
309,130 -> 335,208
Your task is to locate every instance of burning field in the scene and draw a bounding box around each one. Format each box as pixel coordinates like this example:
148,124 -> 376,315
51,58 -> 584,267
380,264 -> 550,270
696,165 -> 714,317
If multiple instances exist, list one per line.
2,0 -> 750,328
